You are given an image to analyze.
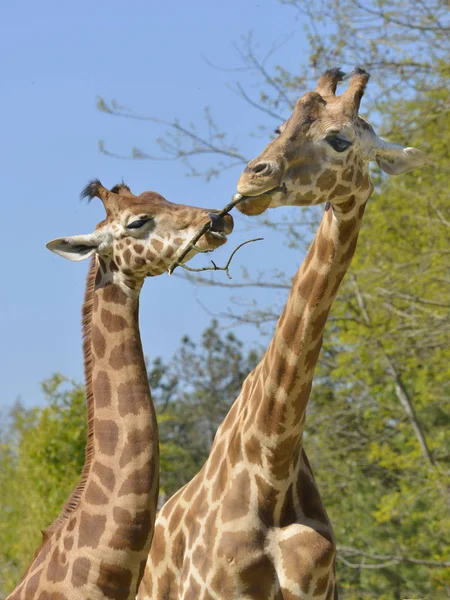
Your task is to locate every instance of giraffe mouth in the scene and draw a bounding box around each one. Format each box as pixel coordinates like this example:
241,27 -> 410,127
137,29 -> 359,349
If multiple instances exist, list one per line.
233,183 -> 288,203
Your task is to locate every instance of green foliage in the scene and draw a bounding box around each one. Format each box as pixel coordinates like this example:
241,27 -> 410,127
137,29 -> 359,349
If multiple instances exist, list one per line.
0,375 -> 86,595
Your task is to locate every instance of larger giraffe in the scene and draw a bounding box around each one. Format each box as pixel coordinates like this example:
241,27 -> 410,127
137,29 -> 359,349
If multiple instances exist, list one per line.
138,69 -> 428,599
6,180 -> 233,600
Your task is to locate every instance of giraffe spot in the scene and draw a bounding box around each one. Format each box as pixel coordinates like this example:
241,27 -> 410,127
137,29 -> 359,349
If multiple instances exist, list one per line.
156,568 -> 178,600
173,237 -> 183,246
180,479 -> 197,502
340,234 -> 359,266
279,530 -> 335,587
123,248 -> 132,265
86,480 -> 108,505
133,244 -> 144,254
151,239 -> 163,252
294,191 -> 316,205
190,487 -> 209,520
93,461 -> 116,491
92,370 -> 111,408
135,559 -> 147,595
280,589 -> 301,600
78,511 -> 107,548
186,575 -> 201,598
171,529 -> 186,569
125,239 -> 131,246
211,566 -> 234,599
109,507 -> 152,551
101,308 -> 127,333
310,308 -> 331,342
110,260 -> 119,272
72,556 -> 91,588
330,183 -> 349,199
103,284 -> 128,305
316,170 -> 337,192
25,568 -> 43,598
115,255 -> 122,266
354,166 -> 365,188
316,238 -> 336,264
222,470 -> 251,523
63,536 -> 74,551
255,474 -> 278,527
95,266 -> 102,286
270,435 -> 300,481
206,440 -> 225,481
168,504 -> 185,535
304,336 -> 323,373
37,593 -> 68,600
96,561 -> 132,600
228,434 -> 244,468
338,194 -> 356,214
95,419 -> 119,455
91,326 -> 106,359
211,460 -> 228,503
135,256 -> 146,266
118,460 -> 155,496
109,339 -> 140,370
245,435 -> 263,466
117,378 -> 151,416
281,309 -> 306,356
279,483 -> 297,527
358,202 -> 367,219
150,523 -> 167,567
145,249 -> 155,261
164,245 -> 175,258
297,268 -> 319,300
241,554 -> 276,598
66,517 -> 77,532
341,165 -> 353,182
93,294 -> 99,312
47,547 -> 69,583
297,451 -> 330,524
119,425 -> 152,468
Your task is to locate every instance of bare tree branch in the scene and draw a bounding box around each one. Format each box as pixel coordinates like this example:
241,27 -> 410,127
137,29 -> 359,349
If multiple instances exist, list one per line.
178,238 -> 263,280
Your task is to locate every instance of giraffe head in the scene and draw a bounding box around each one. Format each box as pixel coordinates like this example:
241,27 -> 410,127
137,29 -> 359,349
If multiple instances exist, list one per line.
46,179 -> 234,281
236,68 -> 429,215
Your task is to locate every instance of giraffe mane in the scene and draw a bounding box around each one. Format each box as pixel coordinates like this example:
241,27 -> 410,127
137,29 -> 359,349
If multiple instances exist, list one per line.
36,257 -> 98,550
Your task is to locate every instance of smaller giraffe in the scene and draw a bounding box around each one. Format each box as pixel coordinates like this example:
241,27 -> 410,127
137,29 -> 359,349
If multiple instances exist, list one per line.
6,180 -> 233,600
137,69 -> 428,600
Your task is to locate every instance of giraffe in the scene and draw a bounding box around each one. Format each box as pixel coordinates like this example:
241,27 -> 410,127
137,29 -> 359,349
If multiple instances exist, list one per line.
137,68 -> 428,600
6,180 -> 233,600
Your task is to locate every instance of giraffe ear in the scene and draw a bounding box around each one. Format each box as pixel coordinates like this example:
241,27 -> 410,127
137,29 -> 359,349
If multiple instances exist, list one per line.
46,233 -> 100,262
374,140 -> 430,175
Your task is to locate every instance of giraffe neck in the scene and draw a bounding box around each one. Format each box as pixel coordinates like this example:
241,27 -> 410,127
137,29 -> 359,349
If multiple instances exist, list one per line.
11,257 -> 159,600
230,195 -> 367,483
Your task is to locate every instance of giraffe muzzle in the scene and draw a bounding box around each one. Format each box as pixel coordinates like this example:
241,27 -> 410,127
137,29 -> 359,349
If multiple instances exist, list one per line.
207,212 -> 234,238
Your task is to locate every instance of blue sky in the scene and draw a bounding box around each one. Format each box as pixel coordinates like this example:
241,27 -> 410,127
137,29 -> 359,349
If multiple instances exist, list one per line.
1,0 -> 325,409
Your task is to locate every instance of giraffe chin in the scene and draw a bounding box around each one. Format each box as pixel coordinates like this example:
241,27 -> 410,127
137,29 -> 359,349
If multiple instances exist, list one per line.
234,184 -> 288,216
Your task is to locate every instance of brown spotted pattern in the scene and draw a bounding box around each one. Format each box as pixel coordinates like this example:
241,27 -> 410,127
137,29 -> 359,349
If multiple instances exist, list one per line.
8,179 -> 237,600
138,197 -> 367,599
137,70 -> 385,600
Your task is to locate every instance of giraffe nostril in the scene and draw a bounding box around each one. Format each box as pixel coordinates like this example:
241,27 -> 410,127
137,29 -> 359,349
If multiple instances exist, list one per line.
251,162 -> 271,175
208,212 -> 225,233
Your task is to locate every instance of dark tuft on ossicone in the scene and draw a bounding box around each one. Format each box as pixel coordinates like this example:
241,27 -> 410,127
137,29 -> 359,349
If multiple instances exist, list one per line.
324,67 -> 346,82
110,182 -> 131,195
80,179 -> 102,202
352,66 -> 370,77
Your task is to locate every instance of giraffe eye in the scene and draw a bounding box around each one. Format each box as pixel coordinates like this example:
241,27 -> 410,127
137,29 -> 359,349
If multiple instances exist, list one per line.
127,217 -> 152,230
326,136 -> 352,153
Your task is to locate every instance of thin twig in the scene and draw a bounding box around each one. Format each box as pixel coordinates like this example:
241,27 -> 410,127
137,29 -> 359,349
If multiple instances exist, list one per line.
167,193 -> 248,276
179,238 -> 263,280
